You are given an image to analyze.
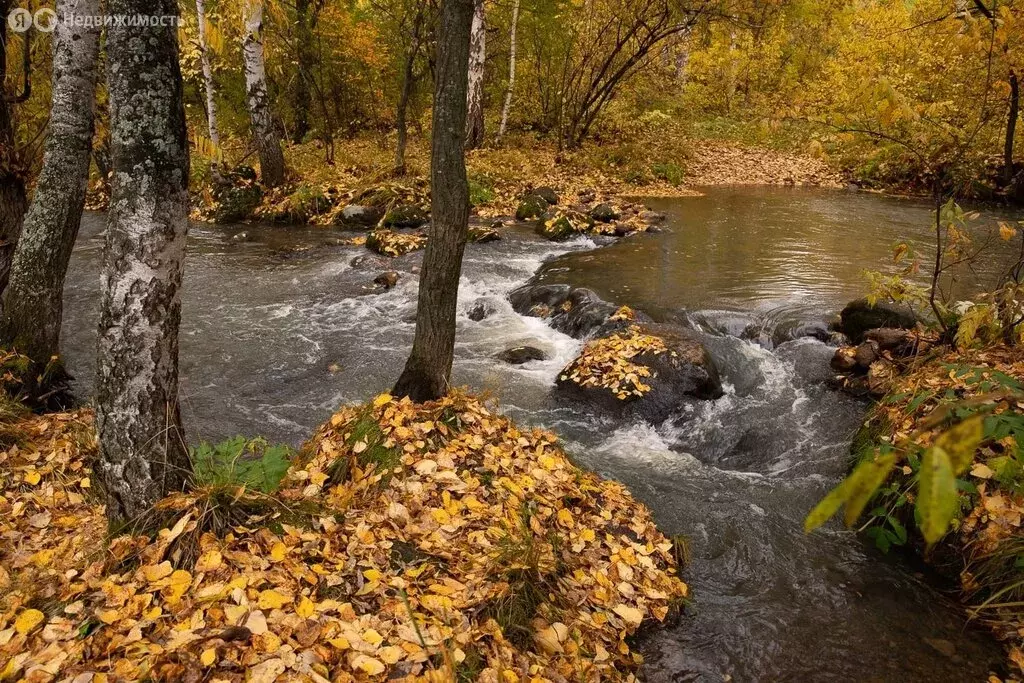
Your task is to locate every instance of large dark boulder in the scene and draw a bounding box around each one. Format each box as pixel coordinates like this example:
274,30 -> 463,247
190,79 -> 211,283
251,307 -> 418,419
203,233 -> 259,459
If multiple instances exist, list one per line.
516,194 -> 549,221
335,204 -> 384,228
838,299 -> 917,343
383,204 -> 429,229
555,324 -> 723,424
533,186 -> 560,205
509,284 -> 651,339
590,203 -> 620,223
536,215 -> 577,241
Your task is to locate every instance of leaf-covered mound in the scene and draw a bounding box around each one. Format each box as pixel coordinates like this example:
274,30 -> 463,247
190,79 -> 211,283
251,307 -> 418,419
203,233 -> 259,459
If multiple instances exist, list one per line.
0,392 -> 688,681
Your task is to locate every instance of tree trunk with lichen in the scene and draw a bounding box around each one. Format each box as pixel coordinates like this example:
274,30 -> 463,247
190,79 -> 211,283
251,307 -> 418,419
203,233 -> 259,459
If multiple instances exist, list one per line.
244,0 -> 285,187
497,0 -> 518,141
0,0 -> 28,298
465,0 -> 485,149
96,0 -> 192,524
0,0 -> 101,403
393,0 -> 474,402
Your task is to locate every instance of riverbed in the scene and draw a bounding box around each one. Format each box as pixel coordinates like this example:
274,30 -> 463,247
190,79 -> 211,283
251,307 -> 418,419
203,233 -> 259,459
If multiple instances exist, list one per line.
61,187 -> 1022,680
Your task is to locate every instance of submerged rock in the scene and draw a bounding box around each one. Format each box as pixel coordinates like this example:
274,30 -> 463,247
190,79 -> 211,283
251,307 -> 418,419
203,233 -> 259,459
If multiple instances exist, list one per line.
495,346 -> 548,365
556,323 -> 723,423
373,271 -> 399,289
838,298 -> 917,343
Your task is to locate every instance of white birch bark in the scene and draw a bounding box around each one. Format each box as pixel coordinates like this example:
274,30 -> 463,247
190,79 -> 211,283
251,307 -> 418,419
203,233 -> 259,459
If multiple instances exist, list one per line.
243,0 -> 285,187
465,0 -> 486,149
196,0 -> 222,172
497,0 -> 519,140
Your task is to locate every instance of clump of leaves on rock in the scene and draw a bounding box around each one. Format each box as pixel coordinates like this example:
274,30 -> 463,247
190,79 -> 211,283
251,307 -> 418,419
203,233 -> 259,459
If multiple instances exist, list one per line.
559,325 -> 672,400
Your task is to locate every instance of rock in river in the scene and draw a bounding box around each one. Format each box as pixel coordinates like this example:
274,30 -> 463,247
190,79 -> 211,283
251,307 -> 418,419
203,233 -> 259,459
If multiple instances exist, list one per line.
837,298 -> 917,343
495,346 -> 548,365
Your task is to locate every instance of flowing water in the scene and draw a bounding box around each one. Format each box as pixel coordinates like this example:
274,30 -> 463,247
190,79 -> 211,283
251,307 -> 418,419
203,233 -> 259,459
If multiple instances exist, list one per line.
61,187 -> 1024,681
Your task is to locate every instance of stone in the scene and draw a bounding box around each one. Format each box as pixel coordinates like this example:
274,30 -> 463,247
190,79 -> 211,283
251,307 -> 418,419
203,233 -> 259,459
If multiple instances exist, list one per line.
863,327 -> 915,355
516,194 -> 549,221
468,226 -> 501,243
495,346 -> 548,364
337,204 -> 383,227
231,231 -> 252,242
533,186 -> 559,205
838,299 -> 917,343
590,203 -> 620,223
467,299 -> 496,322
536,215 -> 577,241
830,347 -> 858,373
382,204 -> 429,229
854,341 -> 879,370
374,271 -> 399,289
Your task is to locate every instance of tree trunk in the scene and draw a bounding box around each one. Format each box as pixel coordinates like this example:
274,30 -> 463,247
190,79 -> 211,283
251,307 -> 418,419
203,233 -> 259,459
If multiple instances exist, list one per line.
465,0 -> 486,149
96,0 -> 192,524
1005,69 -> 1019,187
244,0 -> 286,188
0,0 -> 101,402
0,0 -> 28,299
395,3 -> 426,176
393,0 -> 474,402
196,0 -> 222,179
497,0 -> 519,141
292,0 -> 312,143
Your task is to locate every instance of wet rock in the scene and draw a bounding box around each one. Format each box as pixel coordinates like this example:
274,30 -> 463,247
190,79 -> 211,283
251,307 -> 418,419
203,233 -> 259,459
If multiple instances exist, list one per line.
374,271 -> 399,289
490,219 -> 504,229
495,346 -> 548,365
467,299 -> 496,322
863,327 -> 916,355
516,194 -> 549,221
468,226 -> 501,243
231,231 -> 252,242
590,203 -> 620,223
838,298 -> 917,343
613,223 -> 635,237
509,284 -> 650,339
555,323 -> 723,424
383,204 -> 429,229
854,341 -> 879,370
336,204 -> 384,227
640,210 -> 667,223
831,346 -> 859,373
536,215 -> 577,241
533,186 -> 560,205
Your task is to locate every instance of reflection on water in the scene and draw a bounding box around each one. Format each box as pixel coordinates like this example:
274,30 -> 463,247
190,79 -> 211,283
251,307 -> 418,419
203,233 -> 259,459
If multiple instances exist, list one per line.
533,187 -> 1021,325
60,187 -> 1019,681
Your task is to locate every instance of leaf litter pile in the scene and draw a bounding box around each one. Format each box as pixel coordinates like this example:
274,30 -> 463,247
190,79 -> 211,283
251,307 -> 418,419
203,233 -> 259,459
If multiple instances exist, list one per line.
0,392 -> 688,681
558,325 -> 671,401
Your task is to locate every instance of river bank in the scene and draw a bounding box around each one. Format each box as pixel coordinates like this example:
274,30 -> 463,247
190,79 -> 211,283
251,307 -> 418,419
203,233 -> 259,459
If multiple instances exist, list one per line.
54,188 -> 1016,679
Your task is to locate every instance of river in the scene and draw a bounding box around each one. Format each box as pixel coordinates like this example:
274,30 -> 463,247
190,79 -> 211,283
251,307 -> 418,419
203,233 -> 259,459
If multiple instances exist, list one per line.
61,187 -> 1023,681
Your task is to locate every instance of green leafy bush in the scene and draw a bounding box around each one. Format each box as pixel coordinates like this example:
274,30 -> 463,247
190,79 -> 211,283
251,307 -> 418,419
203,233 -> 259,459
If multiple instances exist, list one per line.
190,436 -> 293,493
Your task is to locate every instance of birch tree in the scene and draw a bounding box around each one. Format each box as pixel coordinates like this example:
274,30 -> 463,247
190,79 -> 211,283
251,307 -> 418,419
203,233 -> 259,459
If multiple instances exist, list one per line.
96,0 -> 193,523
195,0 -> 222,180
244,0 -> 286,187
1,0 -> 101,401
393,0 -> 474,402
0,0 -> 28,298
497,0 -> 519,140
465,0 -> 485,149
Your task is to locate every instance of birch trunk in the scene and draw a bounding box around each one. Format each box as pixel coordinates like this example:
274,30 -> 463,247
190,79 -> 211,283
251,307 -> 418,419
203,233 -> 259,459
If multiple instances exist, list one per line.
0,0 -> 28,298
497,0 -> 519,140
244,0 -> 286,187
195,0 -> 222,178
1,0 -> 101,401
465,0 -> 486,149
393,0 -> 474,402
96,0 -> 192,523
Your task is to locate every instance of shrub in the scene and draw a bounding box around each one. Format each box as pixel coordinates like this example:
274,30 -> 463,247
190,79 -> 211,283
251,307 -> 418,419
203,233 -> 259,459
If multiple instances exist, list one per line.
190,436 -> 293,493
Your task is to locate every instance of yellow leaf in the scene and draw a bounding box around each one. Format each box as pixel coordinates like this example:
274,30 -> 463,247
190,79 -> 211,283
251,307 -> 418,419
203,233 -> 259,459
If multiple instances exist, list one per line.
195,550 -> 223,572
296,596 -> 315,618
612,604 -> 644,626
353,441 -> 368,454
24,470 -> 41,485
1000,222 -> 1018,241
373,393 -> 393,408
143,561 -> 173,582
270,542 -> 287,562
258,589 -> 290,610
97,609 -> 120,625
14,609 -> 44,635
352,654 -> 386,675
200,648 -> 216,666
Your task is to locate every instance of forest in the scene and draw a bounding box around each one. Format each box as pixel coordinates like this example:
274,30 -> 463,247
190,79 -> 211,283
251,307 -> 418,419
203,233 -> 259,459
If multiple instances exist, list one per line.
2,0 -> 1024,680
